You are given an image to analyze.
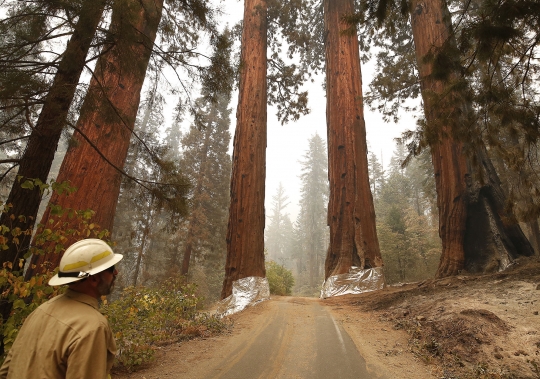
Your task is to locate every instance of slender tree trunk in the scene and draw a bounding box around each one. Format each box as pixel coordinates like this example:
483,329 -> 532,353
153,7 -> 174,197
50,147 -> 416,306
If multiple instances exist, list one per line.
409,0 -> 533,277
26,0 -> 164,278
221,0 -> 267,299
323,0 -> 383,279
0,0 -> 106,267
308,239 -> 315,287
133,219 -> 150,286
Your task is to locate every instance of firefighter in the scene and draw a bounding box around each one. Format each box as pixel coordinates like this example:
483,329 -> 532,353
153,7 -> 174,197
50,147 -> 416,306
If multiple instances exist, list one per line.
0,239 -> 123,379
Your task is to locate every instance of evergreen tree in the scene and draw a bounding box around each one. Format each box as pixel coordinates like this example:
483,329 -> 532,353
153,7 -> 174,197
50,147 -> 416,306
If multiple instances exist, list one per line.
294,133 -> 329,293
111,81 -> 185,287
265,183 -> 291,264
368,152 -> 385,202
374,144 -> 441,284
357,0 -> 536,276
177,93 -> 232,300
26,0 -> 167,278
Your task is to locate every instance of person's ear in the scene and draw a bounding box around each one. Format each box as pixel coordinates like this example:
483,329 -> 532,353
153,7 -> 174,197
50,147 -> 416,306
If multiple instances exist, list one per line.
88,274 -> 101,287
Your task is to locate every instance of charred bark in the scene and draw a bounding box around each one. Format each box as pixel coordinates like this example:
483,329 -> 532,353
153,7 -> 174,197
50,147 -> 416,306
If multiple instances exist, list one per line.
526,219 -> 540,255
26,0 -> 163,278
0,0 -> 106,267
221,0 -> 267,299
464,147 -> 535,272
323,0 -> 382,279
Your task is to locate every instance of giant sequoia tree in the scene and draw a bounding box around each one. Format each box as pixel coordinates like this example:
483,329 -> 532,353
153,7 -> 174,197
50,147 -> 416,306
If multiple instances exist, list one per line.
323,0 -> 383,279
410,0 -> 534,276
26,0 -> 165,276
361,0 -> 536,276
221,0 -> 268,299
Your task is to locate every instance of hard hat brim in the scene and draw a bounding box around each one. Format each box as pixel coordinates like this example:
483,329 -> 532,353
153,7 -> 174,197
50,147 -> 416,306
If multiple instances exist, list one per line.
48,253 -> 123,286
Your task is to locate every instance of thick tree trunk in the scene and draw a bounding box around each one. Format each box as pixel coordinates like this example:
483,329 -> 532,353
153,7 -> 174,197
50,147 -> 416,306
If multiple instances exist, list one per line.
26,0 -> 163,277
323,0 -> 383,279
221,0 -> 267,299
0,0 -> 106,267
410,0 -> 533,277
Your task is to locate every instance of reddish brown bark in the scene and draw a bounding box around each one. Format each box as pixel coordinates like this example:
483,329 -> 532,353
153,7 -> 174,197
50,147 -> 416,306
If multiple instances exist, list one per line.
221,0 -> 267,299
0,0 -> 106,267
323,0 -> 383,279
410,0 -> 533,277
27,0 -> 163,277
410,0 -> 468,277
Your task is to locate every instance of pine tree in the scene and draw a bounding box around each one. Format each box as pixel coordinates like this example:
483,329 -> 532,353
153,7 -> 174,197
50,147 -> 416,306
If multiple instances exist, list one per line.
368,152 -> 385,202
177,93 -> 232,300
111,81 -> 184,287
265,183 -> 291,264
295,133 -> 329,291
375,144 -> 440,284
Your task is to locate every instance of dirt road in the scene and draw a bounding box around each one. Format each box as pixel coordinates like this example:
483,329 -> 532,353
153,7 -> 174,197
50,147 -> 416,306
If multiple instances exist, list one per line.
114,296 -> 429,379
205,297 -> 372,379
114,257 -> 540,379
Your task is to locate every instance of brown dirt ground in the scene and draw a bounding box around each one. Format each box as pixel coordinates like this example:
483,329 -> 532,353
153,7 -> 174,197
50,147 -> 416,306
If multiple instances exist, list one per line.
113,256 -> 540,379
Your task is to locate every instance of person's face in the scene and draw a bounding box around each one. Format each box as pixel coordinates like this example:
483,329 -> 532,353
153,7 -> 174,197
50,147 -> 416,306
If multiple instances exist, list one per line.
97,265 -> 118,296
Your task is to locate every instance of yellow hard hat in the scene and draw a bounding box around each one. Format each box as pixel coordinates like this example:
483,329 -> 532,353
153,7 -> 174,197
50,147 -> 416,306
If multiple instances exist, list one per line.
48,239 -> 123,286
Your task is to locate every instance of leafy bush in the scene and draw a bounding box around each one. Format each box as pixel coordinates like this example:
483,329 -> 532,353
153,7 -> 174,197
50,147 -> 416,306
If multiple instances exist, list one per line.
265,260 -> 294,296
102,276 -> 228,371
0,180 -> 109,362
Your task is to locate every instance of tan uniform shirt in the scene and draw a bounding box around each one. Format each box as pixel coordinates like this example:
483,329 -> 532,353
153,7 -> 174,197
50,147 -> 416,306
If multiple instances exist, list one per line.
0,289 -> 116,379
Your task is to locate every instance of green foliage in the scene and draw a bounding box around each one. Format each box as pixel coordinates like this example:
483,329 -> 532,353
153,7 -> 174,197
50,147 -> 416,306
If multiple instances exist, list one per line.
0,266 -> 63,359
370,144 -> 440,284
293,133 -> 328,295
265,260 -> 294,296
378,208 -> 440,284
101,277 -> 228,371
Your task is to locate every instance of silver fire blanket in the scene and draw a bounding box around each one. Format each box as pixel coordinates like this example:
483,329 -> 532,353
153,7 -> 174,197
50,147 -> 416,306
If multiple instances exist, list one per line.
216,276 -> 270,317
320,266 -> 386,298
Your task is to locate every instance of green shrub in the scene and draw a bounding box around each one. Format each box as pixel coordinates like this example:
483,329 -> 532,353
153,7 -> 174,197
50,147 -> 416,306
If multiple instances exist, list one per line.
265,260 -> 294,296
102,276 -> 228,371
0,180 -> 109,362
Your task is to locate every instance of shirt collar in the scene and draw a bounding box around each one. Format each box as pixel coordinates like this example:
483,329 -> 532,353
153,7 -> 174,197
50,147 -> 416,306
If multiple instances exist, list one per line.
64,288 -> 100,310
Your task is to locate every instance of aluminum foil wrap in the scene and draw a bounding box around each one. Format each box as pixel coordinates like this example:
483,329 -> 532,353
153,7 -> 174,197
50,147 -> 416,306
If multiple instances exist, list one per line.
320,266 -> 386,298
216,276 -> 270,317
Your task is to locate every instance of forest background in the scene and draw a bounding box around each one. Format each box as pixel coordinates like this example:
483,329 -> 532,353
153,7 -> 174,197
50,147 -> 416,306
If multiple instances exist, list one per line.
0,0 -> 435,301
0,0 -> 539,370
